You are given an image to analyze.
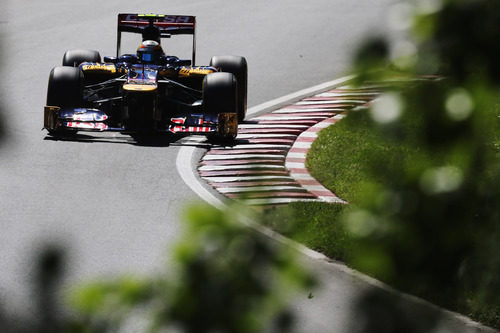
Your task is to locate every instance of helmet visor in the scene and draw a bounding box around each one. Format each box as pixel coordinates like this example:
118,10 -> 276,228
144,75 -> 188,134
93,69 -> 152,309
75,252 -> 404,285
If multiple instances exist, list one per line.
142,53 -> 153,62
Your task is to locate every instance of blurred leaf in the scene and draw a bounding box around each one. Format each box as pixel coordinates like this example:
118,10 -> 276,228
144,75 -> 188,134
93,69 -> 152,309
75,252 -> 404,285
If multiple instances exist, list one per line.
66,202 -> 313,333
347,0 -> 500,329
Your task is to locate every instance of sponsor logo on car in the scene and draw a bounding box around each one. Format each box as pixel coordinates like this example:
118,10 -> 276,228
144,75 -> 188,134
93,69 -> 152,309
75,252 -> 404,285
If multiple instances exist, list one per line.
178,66 -> 215,77
81,63 -> 117,73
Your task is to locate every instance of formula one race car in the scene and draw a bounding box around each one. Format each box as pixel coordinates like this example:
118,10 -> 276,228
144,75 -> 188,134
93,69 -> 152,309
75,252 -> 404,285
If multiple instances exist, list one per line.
44,13 -> 247,140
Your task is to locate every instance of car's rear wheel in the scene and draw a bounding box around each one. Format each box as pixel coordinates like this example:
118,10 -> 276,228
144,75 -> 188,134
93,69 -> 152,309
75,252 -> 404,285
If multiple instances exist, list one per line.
203,72 -> 238,140
209,55 -> 247,122
46,66 -> 83,135
63,49 -> 101,67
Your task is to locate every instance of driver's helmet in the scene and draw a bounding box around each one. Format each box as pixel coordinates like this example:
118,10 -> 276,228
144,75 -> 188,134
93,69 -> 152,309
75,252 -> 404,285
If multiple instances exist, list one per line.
137,40 -> 164,64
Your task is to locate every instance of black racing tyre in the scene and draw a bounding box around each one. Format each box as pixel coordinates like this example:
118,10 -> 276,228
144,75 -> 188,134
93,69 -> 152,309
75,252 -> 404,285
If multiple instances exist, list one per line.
203,73 -> 238,141
203,72 -> 238,115
62,49 -> 101,67
46,66 -> 83,108
209,55 -> 247,122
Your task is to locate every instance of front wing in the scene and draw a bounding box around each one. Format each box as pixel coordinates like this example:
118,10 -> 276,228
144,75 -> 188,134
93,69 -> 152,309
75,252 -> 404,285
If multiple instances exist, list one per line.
44,106 -> 237,137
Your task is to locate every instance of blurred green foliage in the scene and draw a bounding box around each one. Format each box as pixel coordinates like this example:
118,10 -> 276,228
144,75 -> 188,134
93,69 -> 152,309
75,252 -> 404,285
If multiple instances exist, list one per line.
68,203 -> 314,333
345,0 -> 500,329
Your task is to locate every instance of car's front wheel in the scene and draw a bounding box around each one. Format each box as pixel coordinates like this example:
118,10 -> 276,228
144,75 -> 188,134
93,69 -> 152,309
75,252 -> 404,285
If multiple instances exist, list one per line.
46,66 -> 83,135
209,55 -> 247,122
203,72 -> 238,140
47,66 -> 83,107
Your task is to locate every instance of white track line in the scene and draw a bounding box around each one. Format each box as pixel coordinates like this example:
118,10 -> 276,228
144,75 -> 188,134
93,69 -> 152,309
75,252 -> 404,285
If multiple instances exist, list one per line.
238,124 -> 309,129
236,133 -> 298,139
291,173 -> 319,180
218,185 -> 306,194
199,164 -> 285,171
211,144 -> 292,149
285,162 -> 306,169
176,146 -> 225,210
287,152 -> 307,158
203,154 -> 286,161
243,197 -> 320,205
299,132 -> 318,138
272,108 -> 345,113
296,100 -> 366,105
317,92 -> 379,97
202,175 -> 296,183
254,116 -> 329,121
291,142 -> 313,149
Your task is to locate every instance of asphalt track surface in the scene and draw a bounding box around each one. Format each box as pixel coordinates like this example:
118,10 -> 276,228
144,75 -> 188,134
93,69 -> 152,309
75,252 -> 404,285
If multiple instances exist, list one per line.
0,1 -> 493,332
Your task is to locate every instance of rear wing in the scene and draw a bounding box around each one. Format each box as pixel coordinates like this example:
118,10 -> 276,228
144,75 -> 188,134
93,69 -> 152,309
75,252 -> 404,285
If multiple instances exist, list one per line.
117,14 -> 197,65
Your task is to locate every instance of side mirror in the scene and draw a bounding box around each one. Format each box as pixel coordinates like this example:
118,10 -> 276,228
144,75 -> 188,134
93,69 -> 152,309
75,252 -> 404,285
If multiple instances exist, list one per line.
174,59 -> 192,66
103,56 -> 118,63
117,54 -> 139,64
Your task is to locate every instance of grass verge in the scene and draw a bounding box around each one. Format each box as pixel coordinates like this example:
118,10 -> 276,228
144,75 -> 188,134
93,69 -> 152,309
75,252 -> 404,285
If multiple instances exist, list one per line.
259,103 -> 500,329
